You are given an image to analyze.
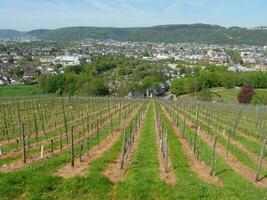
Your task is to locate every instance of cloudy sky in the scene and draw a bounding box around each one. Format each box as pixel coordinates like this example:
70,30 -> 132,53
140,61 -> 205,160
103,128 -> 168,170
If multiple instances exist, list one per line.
0,0 -> 266,30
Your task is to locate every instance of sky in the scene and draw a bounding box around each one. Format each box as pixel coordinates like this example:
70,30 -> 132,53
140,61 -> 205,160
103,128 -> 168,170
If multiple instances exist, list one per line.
0,0 -> 266,31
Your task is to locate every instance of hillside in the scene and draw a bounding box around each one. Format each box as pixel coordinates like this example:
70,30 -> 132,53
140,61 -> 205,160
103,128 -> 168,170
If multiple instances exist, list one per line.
0,29 -> 23,38
1,24 -> 267,45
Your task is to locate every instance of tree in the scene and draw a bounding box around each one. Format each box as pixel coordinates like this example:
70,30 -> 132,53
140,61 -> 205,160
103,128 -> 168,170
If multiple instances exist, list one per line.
197,89 -> 213,101
65,65 -> 83,74
171,78 -> 187,95
12,66 -> 24,79
225,49 -> 242,64
237,85 -> 255,104
8,55 -> 14,64
140,76 -> 156,92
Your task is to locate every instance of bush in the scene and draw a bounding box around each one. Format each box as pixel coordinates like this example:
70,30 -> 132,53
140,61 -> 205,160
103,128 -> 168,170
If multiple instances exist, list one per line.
237,85 -> 255,104
197,89 -> 213,101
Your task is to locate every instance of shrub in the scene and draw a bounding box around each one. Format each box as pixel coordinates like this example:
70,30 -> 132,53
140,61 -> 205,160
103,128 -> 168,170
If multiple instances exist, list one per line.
237,85 -> 255,104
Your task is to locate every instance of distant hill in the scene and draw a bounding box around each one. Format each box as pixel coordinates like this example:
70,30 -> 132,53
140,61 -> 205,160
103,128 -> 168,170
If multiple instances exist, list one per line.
26,29 -> 49,37
0,29 -> 23,38
1,24 -> 267,45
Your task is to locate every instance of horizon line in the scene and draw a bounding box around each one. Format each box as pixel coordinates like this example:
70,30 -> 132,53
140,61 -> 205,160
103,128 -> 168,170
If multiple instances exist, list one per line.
1,23 -> 267,32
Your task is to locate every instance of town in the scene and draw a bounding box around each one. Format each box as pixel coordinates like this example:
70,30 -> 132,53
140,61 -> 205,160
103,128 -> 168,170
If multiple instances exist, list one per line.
1,38 -> 267,86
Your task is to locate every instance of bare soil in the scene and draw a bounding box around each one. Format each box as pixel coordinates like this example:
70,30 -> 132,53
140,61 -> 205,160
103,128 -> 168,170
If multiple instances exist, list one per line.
161,105 -> 222,186
176,106 -> 267,188
54,104 -> 142,178
0,103 -> 136,173
154,105 -> 176,185
103,107 -> 147,183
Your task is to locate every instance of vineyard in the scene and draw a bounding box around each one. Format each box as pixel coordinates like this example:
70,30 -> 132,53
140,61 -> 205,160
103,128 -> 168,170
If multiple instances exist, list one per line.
0,96 -> 266,199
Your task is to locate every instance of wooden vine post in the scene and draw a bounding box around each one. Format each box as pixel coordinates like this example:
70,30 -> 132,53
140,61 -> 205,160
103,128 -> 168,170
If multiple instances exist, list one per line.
79,142 -> 84,162
226,131 -> 231,157
33,113 -> 38,144
3,108 -> 9,141
71,126 -> 74,167
97,118 -> 100,148
183,116 -> 186,137
40,145 -> 44,159
50,139 -> 54,153
20,123 -> 26,163
193,127 -> 198,155
210,135 -> 217,176
255,138 -> 266,182
120,129 -> 126,170
62,99 -> 69,144
164,132 -> 168,173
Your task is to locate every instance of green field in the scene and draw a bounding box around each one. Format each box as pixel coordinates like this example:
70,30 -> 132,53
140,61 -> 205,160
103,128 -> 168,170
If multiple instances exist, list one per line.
180,87 -> 267,104
0,84 -> 44,97
0,97 -> 266,199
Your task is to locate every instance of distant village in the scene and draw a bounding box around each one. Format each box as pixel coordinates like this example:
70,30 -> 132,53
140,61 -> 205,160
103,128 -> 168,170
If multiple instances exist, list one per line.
1,39 -> 267,86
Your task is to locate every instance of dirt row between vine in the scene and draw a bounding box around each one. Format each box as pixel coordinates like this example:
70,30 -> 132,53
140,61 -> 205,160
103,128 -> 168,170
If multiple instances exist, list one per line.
184,107 -> 259,144
198,110 -> 259,143
154,103 -> 176,185
160,103 -> 222,186
0,103 -> 114,147
179,106 -> 267,170
167,103 -> 267,188
103,104 -> 148,183
0,102 -> 139,173
0,102 -> 127,160
55,103 -> 144,178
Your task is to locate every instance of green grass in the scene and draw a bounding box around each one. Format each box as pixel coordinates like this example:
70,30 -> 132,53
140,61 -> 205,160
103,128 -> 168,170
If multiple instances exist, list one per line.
0,84 -> 44,97
180,87 -> 267,104
114,102 -> 168,200
158,100 -> 267,199
0,100 -> 267,200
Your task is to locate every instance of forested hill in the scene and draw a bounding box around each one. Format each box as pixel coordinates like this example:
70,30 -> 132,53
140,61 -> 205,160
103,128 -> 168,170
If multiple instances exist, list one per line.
1,24 -> 267,45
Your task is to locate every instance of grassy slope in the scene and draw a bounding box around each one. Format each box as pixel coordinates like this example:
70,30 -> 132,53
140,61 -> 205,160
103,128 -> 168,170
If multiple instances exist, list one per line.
158,100 -> 267,199
0,101 -> 266,199
180,87 -> 267,104
0,84 -> 44,97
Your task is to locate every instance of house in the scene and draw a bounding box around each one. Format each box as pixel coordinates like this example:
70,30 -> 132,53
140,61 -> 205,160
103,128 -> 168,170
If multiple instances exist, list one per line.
228,65 -> 253,72
0,79 -> 4,85
0,77 -> 8,85
126,91 -> 144,99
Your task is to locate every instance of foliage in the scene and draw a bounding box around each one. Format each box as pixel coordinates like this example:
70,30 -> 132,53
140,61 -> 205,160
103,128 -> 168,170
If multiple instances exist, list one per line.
225,49 -> 242,64
4,24 -> 267,45
171,71 -> 267,96
237,85 -> 255,104
65,65 -> 83,74
197,89 -> 213,101
250,90 -> 267,105
12,65 -> 24,79
20,24 -> 267,45
171,78 -> 189,95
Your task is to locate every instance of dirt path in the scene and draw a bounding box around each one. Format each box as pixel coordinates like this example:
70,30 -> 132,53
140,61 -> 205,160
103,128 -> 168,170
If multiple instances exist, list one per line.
103,105 -> 147,183
160,104 -> 222,186
167,103 -> 267,188
54,104 -> 143,178
154,103 -> 176,185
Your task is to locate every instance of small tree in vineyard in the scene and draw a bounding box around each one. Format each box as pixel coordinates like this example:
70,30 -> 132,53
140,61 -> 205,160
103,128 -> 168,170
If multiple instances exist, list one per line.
237,85 -> 255,104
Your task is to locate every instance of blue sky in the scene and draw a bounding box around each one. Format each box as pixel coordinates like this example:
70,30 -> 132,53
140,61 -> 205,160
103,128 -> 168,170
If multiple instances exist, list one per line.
0,0 -> 266,30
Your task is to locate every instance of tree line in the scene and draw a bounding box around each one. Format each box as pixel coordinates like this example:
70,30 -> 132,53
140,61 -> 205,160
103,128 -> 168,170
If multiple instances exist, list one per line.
171,71 -> 267,96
